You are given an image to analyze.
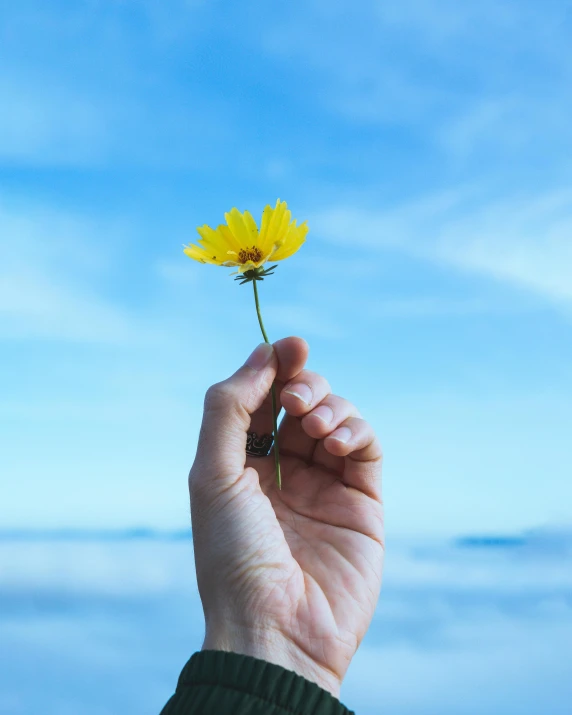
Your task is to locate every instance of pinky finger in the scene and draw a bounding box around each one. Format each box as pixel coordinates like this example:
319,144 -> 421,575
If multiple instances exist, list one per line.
324,417 -> 383,500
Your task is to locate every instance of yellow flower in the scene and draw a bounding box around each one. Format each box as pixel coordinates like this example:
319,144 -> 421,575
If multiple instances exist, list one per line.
183,199 -> 308,273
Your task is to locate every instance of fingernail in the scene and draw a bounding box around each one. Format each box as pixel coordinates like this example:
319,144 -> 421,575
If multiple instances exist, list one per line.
284,383 -> 313,406
312,405 -> 334,424
330,426 -> 352,444
245,343 -> 274,371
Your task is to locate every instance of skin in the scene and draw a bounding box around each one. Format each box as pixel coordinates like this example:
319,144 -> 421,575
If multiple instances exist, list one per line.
189,336 -> 384,700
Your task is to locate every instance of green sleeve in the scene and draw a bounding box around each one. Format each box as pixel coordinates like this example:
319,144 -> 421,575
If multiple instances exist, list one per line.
159,650 -> 355,715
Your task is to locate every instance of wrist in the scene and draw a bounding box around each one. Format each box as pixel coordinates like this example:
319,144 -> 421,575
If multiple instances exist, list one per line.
202,623 -> 342,699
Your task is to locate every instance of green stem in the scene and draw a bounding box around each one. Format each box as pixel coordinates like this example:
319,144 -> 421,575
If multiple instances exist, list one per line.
252,280 -> 281,490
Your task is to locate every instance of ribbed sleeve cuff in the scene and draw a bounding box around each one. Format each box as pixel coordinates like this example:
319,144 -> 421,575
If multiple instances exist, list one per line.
176,650 -> 355,715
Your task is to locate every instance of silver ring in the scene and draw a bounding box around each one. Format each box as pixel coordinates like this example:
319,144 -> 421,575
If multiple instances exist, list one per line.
246,431 -> 274,457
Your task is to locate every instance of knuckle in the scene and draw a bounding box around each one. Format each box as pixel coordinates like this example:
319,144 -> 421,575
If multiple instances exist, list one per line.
329,395 -> 352,416
318,375 -> 332,393
328,394 -> 359,418
303,369 -> 320,383
298,370 -> 330,392
331,393 -> 346,405
204,381 -> 232,409
372,436 -> 384,464
203,380 -> 251,429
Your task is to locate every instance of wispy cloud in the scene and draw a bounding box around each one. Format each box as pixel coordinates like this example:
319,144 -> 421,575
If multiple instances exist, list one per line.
0,200 -> 139,342
365,296 -> 520,319
0,74 -> 232,169
0,2 -> 232,168
259,0 -> 572,179
0,269 -> 135,343
0,79 -> 109,167
312,187 -> 572,308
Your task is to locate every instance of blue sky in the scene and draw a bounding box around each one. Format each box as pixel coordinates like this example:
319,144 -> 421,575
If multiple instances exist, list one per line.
1,0 -> 571,536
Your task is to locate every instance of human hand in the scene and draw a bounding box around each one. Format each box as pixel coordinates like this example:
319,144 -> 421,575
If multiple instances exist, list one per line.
189,337 -> 384,699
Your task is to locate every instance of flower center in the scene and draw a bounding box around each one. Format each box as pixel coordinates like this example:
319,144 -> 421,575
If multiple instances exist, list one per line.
238,246 -> 263,264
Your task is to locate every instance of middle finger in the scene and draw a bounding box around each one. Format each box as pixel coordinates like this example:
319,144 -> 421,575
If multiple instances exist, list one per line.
276,370 -> 332,460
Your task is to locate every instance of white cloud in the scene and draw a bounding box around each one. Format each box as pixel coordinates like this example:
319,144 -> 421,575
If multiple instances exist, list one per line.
260,1 -> 451,125
435,191 -> 572,304
439,98 -> 517,158
0,200 -> 138,342
0,1 -> 232,168
312,186 -> 572,307
366,296 -> 515,318
0,79 -> 109,166
438,92 -> 572,161
258,0 -> 572,178
375,0 -> 532,45
0,72 -> 231,169
0,269 -> 134,343
310,188 -> 469,248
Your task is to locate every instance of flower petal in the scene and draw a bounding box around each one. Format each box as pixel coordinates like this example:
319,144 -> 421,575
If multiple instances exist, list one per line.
242,210 -> 260,246
183,244 -> 221,264
225,208 -> 256,249
271,220 -> 308,261
217,224 -> 242,252
258,199 -> 282,253
184,199 -> 307,270
197,224 -> 240,254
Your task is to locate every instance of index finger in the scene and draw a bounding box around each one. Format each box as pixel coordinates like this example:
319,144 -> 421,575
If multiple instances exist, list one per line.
246,335 -> 309,448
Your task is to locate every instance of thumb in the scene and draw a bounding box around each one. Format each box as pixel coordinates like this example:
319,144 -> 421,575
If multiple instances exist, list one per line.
190,342 -> 276,488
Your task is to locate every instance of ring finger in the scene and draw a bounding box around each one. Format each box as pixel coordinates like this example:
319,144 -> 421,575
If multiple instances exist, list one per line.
301,394 -> 361,440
